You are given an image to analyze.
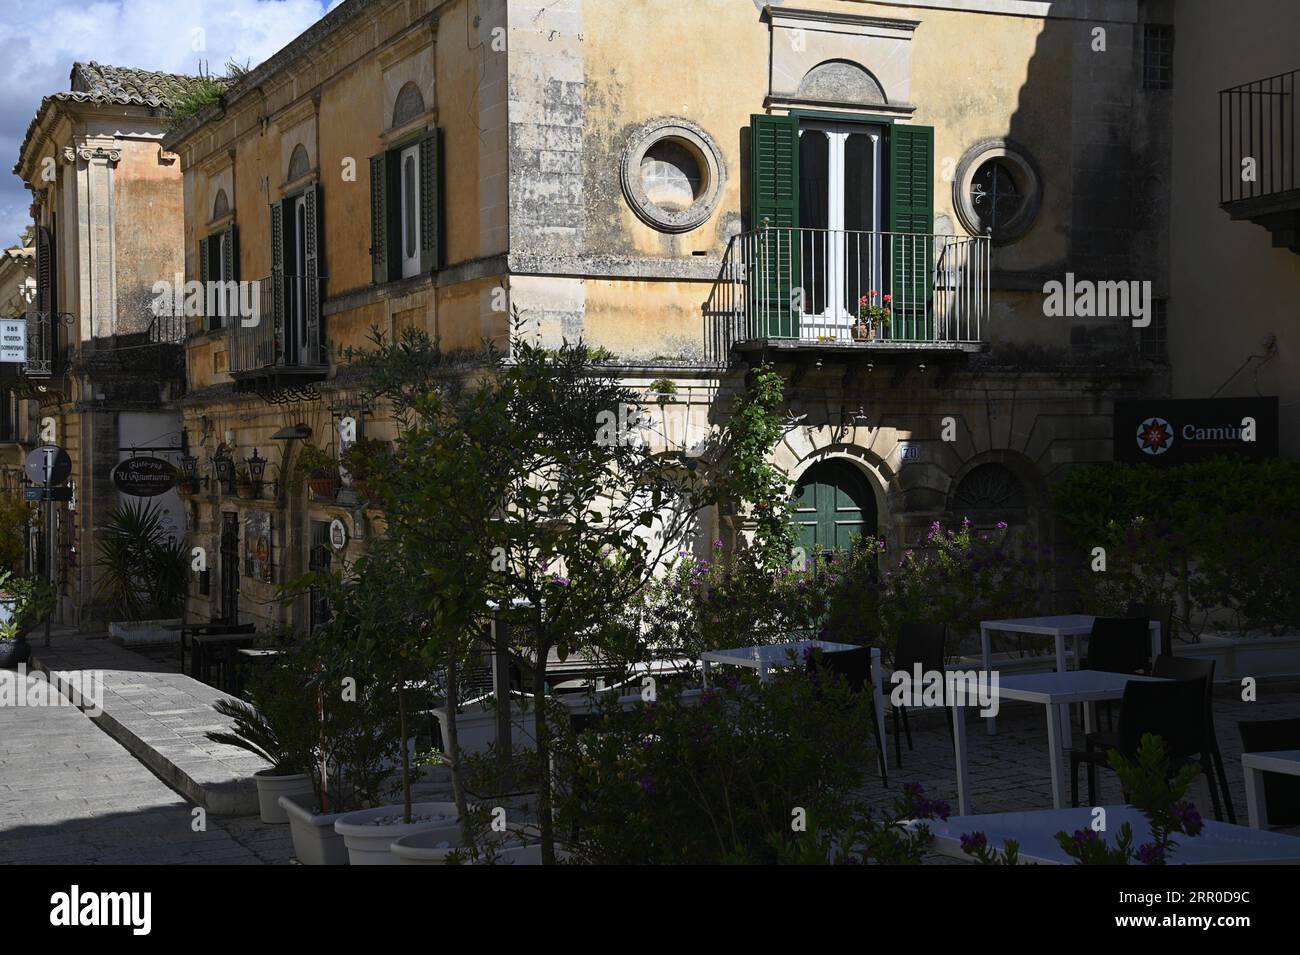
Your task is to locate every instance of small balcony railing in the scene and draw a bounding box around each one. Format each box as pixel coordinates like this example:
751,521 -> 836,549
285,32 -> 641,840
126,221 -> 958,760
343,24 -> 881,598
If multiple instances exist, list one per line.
20,310 -> 71,378
1220,69 -> 1299,206
227,275 -> 327,378
705,226 -> 989,359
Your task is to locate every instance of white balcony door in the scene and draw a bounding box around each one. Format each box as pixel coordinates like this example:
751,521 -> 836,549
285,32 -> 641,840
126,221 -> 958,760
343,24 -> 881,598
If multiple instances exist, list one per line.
399,143 -> 421,279
798,122 -> 883,336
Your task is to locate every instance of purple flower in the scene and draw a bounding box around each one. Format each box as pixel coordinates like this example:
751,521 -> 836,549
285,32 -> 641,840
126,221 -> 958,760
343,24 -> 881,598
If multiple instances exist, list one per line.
959,831 -> 987,854
1174,801 -> 1204,837
1071,828 -> 1099,848
1136,842 -> 1165,865
713,539 -> 724,549
639,775 -> 656,792
550,575 -> 570,587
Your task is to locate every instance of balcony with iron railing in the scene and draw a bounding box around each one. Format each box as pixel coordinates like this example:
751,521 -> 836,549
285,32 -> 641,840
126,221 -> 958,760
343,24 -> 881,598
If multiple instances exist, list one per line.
705,226 -> 990,362
1220,68 -> 1300,252
227,275 -> 328,390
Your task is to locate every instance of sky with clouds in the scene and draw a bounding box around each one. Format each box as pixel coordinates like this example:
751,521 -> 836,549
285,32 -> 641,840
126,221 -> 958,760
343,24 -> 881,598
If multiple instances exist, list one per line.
0,0 -> 341,247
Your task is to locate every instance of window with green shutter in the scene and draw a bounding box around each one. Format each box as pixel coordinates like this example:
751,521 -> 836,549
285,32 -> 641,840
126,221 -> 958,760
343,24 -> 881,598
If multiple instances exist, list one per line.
200,224 -> 238,330
370,128 -> 441,285
887,124 -> 935,340
749,113 -> 801,339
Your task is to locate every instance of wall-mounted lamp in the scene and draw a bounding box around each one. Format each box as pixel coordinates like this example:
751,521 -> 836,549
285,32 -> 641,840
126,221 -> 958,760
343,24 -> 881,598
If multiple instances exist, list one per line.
212,445 -> 236,494
245,448 -> 268,497
177,452 -> 209,493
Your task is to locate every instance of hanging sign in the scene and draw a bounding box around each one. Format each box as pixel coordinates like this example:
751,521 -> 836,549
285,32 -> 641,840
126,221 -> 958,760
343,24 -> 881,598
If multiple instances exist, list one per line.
111,456 -> 178,496
0,320 -> 26,362
329,517 -> 349,551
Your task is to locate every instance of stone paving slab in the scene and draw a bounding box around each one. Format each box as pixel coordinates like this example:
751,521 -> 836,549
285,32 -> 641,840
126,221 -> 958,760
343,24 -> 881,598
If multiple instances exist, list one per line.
0,671 -> 290,864
29,628 -> 267,815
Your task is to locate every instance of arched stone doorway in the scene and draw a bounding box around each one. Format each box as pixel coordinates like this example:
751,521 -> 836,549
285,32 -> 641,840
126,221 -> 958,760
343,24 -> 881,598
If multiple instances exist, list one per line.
792,458 -> 878,554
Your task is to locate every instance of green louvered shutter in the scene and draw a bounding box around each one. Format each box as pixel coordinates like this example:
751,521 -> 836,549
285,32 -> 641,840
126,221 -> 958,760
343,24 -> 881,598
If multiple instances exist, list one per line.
224,224 -> 239,282
888,124 -> 935,341
369,153 -> 388,284
198,236 -> 211,329
303,184 -> 323,366
749,113 -> 800,339
418,129 -> 440,273
270,200 -> 285,367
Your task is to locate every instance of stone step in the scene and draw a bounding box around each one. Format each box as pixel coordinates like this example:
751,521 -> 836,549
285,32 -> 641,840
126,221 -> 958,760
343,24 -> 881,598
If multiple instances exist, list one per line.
30,629 -> 267,816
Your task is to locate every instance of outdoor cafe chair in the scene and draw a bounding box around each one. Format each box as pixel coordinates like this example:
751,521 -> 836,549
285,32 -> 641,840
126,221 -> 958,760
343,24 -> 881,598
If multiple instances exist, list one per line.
889,622 -> 949,770
805,645 -> 888,785
1152,654 -> 1235,823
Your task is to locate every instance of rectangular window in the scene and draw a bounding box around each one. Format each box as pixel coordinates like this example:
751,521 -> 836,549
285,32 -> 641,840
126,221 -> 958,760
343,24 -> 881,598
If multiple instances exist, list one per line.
1140,298 -> 1168,361
1143,24 -> 1174,90
200,224 -> 238,331
370,129 -> 441,284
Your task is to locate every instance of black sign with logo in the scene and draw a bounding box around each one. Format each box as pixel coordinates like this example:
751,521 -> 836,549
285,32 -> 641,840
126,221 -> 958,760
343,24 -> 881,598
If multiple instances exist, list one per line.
1114,397 -> 1279,465
111,456 -> 178,497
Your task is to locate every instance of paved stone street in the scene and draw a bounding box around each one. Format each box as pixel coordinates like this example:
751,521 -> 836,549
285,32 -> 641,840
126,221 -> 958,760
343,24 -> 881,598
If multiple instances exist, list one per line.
0,671 -> 291,865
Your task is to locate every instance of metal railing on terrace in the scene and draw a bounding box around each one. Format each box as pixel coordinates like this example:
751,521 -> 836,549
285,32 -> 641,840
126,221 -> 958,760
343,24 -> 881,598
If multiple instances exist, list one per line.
1220,69 -> 1299,206
227,274 -> 327,376
705,226 -> 990,360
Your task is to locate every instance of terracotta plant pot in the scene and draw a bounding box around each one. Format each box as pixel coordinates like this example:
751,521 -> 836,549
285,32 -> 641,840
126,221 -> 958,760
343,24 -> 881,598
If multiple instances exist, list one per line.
236,483 -> 257,500
179,479 -> 201,495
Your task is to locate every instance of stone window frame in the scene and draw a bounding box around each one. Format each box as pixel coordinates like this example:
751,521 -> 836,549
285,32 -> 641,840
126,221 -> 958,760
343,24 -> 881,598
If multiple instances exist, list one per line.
953,138 -> 1042,245
620,118 -> 726,234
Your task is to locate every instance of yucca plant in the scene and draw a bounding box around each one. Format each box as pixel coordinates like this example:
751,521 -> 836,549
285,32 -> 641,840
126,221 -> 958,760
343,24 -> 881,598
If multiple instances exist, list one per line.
95,500 -> 188,620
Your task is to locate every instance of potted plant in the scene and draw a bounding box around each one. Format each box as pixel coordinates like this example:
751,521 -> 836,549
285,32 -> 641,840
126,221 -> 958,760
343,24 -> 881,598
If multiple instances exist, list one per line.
234,465 -> 257,500
0,572 -> 56,668
96,501 -> 188,645
340,437 -> 390,499
205,695 -> 315,824
295,444 -> 340,500
854,290 -> 892,341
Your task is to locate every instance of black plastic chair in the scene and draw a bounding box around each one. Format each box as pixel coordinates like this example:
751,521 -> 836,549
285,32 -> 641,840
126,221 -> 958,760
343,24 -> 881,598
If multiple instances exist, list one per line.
889,623 -> 949,770
807,646 -> 888,785
1085,616 -> 1153,732
1127,600 -> 1175,658
1152,654 -> 1235,823
1070,676 -> 1224,818
1239,717 -> 1300,827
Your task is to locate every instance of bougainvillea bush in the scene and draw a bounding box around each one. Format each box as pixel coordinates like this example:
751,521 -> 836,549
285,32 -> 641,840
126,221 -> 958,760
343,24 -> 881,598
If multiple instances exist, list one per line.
1054,458 -> 1300,636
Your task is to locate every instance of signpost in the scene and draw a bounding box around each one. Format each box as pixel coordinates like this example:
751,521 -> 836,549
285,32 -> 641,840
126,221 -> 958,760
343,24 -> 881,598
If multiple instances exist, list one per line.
25,445 -> 71,646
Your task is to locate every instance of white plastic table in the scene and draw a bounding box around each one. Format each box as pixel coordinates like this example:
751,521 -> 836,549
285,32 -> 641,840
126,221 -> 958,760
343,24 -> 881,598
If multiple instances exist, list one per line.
949,669 -> 1168,815
701,640 -> 887,780
915,806 -> 1300,864
1243,750 -> 1300,829
979,614 -> 1161,741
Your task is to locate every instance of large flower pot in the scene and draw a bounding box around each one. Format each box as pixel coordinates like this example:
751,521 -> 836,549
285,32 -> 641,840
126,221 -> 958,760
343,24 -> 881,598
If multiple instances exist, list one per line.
390,828 -> 468,865
255,770 -> 314,824
333,802 -> 460,866
279,791 -> 350,866
236,483 -> 257,500
474,844 -> 573,865
0,634 -> 30,669
308,475 -> 339,500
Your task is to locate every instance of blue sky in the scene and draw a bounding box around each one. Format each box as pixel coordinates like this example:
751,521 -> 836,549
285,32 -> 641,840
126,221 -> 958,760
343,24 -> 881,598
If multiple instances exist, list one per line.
0,0 -> 338,247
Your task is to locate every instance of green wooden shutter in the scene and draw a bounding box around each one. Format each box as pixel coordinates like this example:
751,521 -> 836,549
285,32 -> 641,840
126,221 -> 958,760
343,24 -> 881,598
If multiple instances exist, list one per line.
198,235 -> 211,329
303,184 -> 323,365
888,124 -> 935,341
749,114 -> 800,339
369,153 -> 387,284
270,200 -> 285,367
418,129 -> 440,273
224,224 -> 239,281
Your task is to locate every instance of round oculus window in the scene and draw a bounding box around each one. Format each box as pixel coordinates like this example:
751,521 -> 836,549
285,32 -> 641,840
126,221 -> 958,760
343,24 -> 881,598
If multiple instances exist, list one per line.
953,140 -> 1041,244
621,119 -> 725,234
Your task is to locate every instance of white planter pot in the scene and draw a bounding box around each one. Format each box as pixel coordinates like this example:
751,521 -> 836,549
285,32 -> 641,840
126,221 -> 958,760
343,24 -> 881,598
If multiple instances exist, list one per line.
334,802 -> 460,866
1174,631 -> 1300,681
473,844 -> 573,865
390,828 -> 467,865
255,770 -> 314,824
279,791 -> 350,866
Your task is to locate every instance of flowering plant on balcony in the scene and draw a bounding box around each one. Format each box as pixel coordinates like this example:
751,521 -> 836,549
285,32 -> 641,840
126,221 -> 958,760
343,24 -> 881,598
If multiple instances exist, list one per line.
854,291 -> 892,340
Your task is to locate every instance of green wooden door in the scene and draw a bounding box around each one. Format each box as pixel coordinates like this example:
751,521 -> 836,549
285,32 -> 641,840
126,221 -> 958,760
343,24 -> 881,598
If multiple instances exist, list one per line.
793,459 -> 877,556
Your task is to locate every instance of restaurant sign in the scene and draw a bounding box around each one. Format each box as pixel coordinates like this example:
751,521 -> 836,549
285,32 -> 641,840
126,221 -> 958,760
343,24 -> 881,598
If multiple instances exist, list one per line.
111,456 -> 178,497
1113,397 -> 1278,465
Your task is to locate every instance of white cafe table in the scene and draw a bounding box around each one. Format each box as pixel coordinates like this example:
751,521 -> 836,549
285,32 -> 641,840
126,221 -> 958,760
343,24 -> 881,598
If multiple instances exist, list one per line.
914,806 -> 1300,865
979,614 -> 1162,742
949,669 -> 1168,815
1243,750 -> 1300,829
701,640 -> 887,780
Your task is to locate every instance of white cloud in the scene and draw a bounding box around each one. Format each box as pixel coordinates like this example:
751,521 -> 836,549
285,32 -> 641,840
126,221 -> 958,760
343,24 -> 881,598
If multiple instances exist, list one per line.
0,0 -> 331,246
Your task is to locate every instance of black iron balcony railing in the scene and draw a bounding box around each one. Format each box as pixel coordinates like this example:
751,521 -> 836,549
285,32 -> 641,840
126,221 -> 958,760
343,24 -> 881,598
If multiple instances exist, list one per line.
1220,69 -> 1299,206
227,275 -> 327,378
20,310 -> 71,378
705,226 -> 989,360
